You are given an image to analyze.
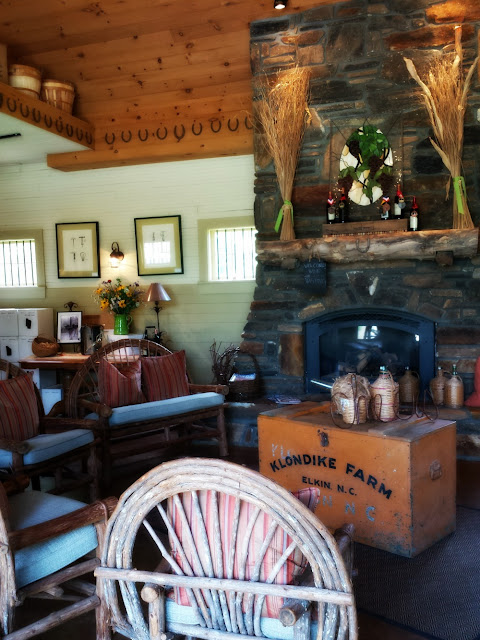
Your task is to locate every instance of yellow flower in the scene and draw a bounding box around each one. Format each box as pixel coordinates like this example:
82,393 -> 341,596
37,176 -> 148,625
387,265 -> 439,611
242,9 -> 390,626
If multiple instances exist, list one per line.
100,300 -> 109,309
118,299 -> 126,308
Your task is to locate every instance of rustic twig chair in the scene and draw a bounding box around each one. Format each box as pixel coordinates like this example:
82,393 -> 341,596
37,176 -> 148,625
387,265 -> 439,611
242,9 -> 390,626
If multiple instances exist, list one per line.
96,457 -> 357,640
0,474 -> 117,640
66,339 -> 229,490
0,360 -> 100,500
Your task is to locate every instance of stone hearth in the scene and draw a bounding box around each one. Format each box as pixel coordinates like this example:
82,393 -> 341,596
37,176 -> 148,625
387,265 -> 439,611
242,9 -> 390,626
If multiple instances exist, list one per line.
232,0 -> 480,451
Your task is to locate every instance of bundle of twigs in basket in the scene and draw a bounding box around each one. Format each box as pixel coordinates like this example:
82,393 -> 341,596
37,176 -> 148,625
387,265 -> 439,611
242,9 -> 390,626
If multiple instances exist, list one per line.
404,26 -> 478,230
255,66 -> 311,241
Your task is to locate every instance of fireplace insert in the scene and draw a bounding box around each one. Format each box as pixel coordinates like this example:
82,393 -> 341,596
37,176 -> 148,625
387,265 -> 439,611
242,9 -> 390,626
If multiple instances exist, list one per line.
304,308 -> 435,393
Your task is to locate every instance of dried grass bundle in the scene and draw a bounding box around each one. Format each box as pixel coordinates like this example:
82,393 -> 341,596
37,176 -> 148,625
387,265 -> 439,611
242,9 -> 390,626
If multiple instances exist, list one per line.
209,340 -> 239,385
256,67 -> 311,240
404,27 -> 478,229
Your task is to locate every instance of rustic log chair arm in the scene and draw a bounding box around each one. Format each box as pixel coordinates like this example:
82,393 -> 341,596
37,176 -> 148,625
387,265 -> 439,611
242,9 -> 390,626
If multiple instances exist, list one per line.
279,522 -> 355,628
78,398 -> 113,418
188,383 -> 229,396
0,439 -> 31,454
8,496 -> 118,552
40,416 -> 102,434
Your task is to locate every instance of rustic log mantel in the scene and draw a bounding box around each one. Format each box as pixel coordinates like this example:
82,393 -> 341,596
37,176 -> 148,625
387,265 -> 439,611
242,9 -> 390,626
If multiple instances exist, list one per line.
256,228 -> 479,265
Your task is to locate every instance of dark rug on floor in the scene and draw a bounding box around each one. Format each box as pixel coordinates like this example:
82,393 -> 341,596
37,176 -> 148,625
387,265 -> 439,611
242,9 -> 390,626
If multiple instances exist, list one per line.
354,506 -> 480,640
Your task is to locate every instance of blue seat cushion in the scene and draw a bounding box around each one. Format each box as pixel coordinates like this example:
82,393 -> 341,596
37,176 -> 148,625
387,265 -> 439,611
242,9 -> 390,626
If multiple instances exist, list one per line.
9,491 -> 98,589
165,599 -> 314,640
0,429 -> 94,467
108,392 -> 224,427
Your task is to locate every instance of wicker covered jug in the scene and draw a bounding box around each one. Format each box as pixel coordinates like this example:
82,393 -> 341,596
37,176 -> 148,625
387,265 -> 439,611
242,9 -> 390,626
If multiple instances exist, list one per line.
370,366 -> 399,422
444,364 -> 464,409
331,373 -> 370,426
429,366 -> 446,406
398,366 -> 420,405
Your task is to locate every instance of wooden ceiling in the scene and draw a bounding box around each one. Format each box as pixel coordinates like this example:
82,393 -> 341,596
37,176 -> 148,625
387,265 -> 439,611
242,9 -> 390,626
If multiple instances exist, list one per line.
0,0 -> 326,169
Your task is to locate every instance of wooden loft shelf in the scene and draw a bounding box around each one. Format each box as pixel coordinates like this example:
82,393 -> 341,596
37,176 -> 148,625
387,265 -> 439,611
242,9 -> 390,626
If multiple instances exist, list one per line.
256,228 -> 479,265
0,81 -> 94,160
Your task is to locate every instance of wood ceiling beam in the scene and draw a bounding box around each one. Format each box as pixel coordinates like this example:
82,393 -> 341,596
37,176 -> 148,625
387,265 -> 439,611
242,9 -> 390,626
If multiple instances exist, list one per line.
47,125 -> 253,171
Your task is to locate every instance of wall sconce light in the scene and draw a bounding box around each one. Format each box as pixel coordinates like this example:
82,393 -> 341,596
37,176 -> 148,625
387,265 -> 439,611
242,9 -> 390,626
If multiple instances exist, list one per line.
274,0 -> 287,8
109,242 -> 124,268
146,283 -> 171,332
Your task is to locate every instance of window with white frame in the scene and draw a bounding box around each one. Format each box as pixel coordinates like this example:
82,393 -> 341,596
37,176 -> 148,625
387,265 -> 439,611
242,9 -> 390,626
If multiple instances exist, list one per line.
0,239 -> 37,287
208,226 -> 257,281
198,216 -> 257,283
0,229 -> 45,296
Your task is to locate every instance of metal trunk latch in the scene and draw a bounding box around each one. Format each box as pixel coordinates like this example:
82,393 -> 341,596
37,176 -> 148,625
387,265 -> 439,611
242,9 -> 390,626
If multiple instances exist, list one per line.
430,459 -> 442,480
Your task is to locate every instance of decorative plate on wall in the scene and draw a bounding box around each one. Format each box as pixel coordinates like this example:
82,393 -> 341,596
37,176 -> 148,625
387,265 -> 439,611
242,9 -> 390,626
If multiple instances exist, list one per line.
339,125 -> 393,206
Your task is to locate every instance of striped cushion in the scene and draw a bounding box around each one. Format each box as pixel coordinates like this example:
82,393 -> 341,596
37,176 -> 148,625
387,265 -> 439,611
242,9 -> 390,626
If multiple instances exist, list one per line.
0,375 -> 39,440
168,487 -> 320,618
98,358 -> 145,408
142,351 -> 189,401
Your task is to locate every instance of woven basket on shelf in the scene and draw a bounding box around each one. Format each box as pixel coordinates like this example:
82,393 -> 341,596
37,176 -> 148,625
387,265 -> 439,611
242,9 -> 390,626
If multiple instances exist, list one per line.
32,336 -> 59,357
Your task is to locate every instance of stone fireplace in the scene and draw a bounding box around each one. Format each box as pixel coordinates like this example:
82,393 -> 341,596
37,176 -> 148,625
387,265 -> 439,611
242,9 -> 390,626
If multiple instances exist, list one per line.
235,0 -> 480,412
304,308 -> 435,393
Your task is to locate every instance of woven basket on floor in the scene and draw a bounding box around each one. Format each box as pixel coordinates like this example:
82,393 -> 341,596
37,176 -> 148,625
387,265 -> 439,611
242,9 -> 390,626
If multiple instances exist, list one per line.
32,336 -> 59,357
228,352 -> 262,401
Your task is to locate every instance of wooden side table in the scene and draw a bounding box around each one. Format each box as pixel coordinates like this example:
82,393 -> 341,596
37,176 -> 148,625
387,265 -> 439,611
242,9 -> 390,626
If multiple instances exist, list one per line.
19,354 -> 89,391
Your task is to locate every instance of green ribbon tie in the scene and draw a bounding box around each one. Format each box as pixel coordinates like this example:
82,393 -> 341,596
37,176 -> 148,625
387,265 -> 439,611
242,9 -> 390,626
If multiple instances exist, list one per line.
453,176 -> 466,215
274,200 -> 293,233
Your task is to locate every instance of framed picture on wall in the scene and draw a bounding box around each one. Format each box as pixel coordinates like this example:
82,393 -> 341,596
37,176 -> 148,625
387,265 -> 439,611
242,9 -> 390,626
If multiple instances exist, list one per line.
57,311 -> 82,343
134,215 -> 184,275
56,222 -> 100,278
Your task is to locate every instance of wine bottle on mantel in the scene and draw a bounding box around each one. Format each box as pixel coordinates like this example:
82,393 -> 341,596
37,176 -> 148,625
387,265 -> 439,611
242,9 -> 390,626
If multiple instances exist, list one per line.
393,184 -> 405,219
379,195 -> 391,220
326,191 -> 336,224
337,187 -> 349,223
409,196 -> 419,231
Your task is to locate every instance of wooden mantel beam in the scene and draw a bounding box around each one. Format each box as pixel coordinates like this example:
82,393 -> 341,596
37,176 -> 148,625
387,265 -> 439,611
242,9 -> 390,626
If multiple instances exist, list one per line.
256,228 -> 479,265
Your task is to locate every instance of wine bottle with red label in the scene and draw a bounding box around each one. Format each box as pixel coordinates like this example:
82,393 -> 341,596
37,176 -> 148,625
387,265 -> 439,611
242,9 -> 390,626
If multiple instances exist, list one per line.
409,196 -> 419,231
326,191 -> 336,224
337,188 -> 349,223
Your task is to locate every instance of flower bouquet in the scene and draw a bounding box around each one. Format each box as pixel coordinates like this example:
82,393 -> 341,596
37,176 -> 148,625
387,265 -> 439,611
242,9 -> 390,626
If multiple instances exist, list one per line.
94,278 -> 142,334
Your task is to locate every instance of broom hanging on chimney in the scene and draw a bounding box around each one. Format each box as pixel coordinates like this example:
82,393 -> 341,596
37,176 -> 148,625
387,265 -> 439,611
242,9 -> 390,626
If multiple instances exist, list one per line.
404,26 -> 478,230
256,67 -> 311,241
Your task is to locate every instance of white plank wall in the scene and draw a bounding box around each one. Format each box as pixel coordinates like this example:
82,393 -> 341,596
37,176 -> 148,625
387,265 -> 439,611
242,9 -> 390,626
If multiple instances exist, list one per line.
0,155 -> 256,382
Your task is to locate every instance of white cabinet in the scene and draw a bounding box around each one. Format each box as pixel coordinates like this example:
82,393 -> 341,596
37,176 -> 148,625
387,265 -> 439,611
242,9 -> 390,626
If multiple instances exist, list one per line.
0,309 -> 19,336
0,337 -> 19,362
17,308 -> 54,337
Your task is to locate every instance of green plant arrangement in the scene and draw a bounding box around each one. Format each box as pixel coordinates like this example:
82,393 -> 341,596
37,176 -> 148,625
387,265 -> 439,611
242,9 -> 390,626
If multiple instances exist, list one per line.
339,124 -> 394,206
94,278 -> 142,314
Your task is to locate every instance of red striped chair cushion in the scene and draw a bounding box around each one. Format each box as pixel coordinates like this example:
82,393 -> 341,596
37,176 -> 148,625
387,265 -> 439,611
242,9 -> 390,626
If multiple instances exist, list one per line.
98,358 -> 146,408
168,487 -> 320,618
142,351 -> 189,401
0,374 -> 39,440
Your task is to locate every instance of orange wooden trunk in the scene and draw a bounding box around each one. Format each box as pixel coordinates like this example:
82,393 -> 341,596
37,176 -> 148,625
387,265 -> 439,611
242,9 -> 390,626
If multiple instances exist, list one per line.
258,402 -> 456,557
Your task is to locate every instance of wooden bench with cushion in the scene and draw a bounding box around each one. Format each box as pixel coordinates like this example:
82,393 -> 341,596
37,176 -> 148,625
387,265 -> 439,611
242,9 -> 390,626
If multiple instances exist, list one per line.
66,339 -> 229,489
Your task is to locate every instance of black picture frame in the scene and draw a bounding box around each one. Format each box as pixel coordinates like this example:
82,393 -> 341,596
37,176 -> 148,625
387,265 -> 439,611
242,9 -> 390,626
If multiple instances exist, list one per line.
56,221 -> 100,278
134,215 -> 184,276
57,311 -> 82,343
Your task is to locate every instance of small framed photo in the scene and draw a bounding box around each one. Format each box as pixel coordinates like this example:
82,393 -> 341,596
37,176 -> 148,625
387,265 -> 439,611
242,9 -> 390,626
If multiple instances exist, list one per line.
56,222 -> 100,278
134,215 -> 184,276
57,311 -> 82,343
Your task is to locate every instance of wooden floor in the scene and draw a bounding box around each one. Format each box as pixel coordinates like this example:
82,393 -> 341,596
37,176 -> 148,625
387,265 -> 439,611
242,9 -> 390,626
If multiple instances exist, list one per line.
16,450 -> 480,639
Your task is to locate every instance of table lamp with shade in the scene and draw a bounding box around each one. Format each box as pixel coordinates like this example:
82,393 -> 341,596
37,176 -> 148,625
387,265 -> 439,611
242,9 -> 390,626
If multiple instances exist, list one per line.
145,283 -> 171,340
